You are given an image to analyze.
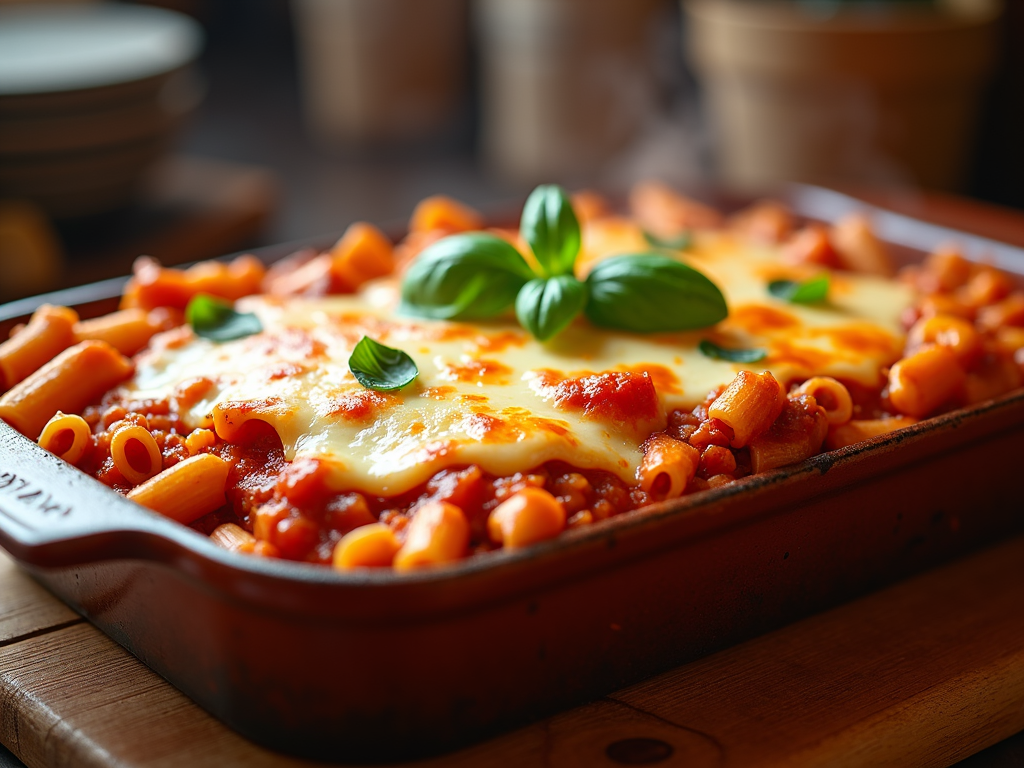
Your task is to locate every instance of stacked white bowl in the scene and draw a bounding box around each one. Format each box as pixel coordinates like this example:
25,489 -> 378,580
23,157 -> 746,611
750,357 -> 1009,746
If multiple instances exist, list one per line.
0,3 -> 203,218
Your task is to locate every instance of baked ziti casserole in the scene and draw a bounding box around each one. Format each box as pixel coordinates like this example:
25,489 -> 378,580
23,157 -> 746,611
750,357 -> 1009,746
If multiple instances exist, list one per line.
1,182 -> 1021,570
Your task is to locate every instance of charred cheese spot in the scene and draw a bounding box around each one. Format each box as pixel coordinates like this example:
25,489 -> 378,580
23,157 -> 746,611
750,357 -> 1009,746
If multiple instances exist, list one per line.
319,390 -> 400,421
726,304 -> 801,333
435,357 -> 513,385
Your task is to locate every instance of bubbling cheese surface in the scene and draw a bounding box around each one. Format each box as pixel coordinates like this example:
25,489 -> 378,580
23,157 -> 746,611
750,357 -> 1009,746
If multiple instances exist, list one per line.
123,226 -> 912,496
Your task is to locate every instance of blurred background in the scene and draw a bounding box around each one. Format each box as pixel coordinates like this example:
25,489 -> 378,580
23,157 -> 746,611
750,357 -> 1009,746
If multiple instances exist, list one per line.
0,0 -> 1021,302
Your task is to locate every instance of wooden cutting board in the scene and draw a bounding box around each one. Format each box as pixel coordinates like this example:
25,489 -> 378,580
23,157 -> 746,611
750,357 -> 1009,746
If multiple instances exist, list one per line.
1,537 -> 1023,768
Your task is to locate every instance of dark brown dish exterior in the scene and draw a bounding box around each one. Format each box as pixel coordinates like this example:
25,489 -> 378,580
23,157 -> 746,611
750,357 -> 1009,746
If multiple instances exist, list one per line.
1,186 -> 1023,761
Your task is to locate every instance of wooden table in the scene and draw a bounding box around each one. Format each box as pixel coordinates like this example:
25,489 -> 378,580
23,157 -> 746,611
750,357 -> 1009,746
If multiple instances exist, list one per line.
1,536 -> 1023,768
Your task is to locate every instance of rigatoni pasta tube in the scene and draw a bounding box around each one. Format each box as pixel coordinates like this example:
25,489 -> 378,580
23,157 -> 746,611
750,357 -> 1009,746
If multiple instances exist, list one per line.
0,304 -> 78,391
794,377 -> 853,426
487,487 -> 566,549
127,453 -> 230,524
708,371 -> 785,448
109,424 -> 163,485
888,344 -> 965,418
393,500 -> 469,570
0,341 -> 133,439
73,308 -> 172,356
333,523 -> 401,569
409,195 -> 483,234
638,434 -> 699,501
830,214 -> 894,276
906,314 -> 980,367
37,411 -> 91,464
328,222 -> 394,292
748,395 -> 828,474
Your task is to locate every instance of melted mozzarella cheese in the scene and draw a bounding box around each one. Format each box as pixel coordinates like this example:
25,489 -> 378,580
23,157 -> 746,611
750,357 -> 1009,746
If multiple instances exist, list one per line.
121,223 -> 912,496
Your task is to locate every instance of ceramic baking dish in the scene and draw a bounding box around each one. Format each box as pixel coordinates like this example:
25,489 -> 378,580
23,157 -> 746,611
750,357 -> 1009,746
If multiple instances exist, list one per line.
1,186 -> 1023,761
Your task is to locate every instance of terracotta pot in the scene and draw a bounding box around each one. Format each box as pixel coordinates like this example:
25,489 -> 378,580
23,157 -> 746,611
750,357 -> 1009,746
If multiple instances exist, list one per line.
291,0 -> 468,145
684,0 -> 1003,191
476,0 -> 663,184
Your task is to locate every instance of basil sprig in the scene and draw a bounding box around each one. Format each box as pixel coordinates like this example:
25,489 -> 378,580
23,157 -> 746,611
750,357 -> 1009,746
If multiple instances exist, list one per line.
400,233 -> 534,320
586,255 -> 727,333
516,275 -> 589,342
643,230 -> 692,251
521,184 -> 581,277
399,184 -> 728,340
185,294 -> 263,342
348,336 -> 419,391
699,339 -> 767,363
768,275 -> 830,304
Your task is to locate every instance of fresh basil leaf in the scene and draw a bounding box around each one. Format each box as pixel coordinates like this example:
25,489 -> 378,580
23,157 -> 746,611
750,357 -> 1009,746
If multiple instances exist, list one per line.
584,254 -> 728,333
399,233 -> 534,320
348,336 -> 419,391
643,230 -> 692,251
768,275 -> 830,304
515,276 -> 588,342
520,184 -> 581,277
698,339 -> 767,363
185,294 -> 263,342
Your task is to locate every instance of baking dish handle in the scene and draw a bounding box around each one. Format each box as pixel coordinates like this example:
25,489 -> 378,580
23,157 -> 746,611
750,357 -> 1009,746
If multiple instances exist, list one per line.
0,423 -> 189,568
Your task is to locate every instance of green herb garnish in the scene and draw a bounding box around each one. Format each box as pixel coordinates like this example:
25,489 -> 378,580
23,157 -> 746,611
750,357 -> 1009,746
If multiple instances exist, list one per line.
768,275 -> 830,304
699,339 -> 768,363
399,233 -> 534,320
348,336 -> 419,391
520,184 -> 581,277
515,275 -> 589,342
399,185 -> 728,340
586,255 -> 728,333
643,230 -> 692,251
185,294 -> 263,342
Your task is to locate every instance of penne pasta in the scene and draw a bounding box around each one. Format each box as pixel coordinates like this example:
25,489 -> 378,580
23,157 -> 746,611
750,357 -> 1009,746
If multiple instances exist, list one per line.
127,453 -> 230,524
211,523 -> 257,553
0,340 -> 133,439
0,304 -> 78,391
73,308 -> 178,356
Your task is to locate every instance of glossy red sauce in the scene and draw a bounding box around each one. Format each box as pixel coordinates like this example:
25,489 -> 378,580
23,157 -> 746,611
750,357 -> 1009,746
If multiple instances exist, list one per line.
534,370 -> 660,426
617,363 -> 681,395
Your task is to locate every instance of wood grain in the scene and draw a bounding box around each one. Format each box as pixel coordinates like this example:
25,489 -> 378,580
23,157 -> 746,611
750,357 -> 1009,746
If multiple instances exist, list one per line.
0,539 -> 1023,768
0,554 -> 79,646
